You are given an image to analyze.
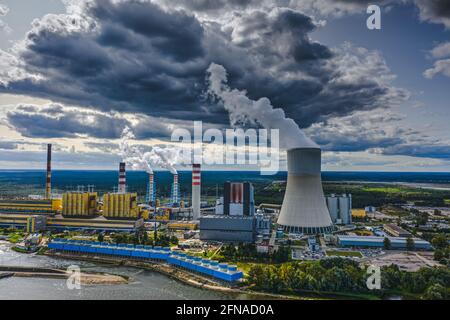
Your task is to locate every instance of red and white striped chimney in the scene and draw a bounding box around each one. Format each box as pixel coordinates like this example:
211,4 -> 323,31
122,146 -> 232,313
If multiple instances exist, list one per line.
118,162 -> 126,193
45,144 -> 52,199
192,164 -> 201,220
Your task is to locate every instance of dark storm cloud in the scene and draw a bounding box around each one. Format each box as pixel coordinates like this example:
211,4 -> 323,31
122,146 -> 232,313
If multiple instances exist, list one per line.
380,144 -> 450,159
1,0 -> 406,132
7,104 -> 130,138
305,111 -> 406,152
6,103 -> 198,139
414,0 -> 450,28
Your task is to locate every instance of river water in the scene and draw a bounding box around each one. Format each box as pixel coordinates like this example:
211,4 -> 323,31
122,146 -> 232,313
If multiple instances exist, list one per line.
0,242 -> 253,300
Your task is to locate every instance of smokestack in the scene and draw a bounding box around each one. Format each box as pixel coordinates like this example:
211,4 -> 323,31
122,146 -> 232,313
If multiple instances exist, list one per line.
171,173 -> 179,206
192,164 -> 201,220
118,162 -> 126,193
277,148 -> 333,234
45,144 -> 52,199
146,173 -> 155,206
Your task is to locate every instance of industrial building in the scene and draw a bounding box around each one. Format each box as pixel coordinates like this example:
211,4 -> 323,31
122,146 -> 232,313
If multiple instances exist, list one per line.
0,199 -> 61,215
326,194 -> 352,225
336,235 -> 432,250
200,182 -> 256,242
277,147 -> 334,234
62,192 -> 98,217
215,182 -> 255,216
26,215 -> 47,233
48,239 -> 243,283
255,211 -> 271,236
383,224 -> 411,237
102,193 -> 138,219
200,215 -> 256,242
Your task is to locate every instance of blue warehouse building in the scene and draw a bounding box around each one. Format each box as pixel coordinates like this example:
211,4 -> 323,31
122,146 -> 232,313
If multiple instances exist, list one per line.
48,239 -> 243,283
337,235 -> 432,250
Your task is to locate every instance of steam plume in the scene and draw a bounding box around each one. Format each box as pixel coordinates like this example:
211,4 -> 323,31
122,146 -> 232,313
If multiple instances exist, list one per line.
119,127 -> 180,174
206,63 -> 319,149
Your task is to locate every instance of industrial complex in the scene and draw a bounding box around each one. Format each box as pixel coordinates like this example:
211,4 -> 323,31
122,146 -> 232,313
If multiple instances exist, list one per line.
0,142 -> 442,290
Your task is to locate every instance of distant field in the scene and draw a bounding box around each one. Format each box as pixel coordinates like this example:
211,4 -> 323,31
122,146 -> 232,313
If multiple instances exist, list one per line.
325,250 -> 363,258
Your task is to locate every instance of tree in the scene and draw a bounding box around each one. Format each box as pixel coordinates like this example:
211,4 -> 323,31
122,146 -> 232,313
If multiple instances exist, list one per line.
383,237 -> 391,250
415,212 -> 429,226
433,209 -> 442,216
406,237 -> 415,251
97,233 -> 104,242
422,283 -> 447,300
431,234 -> 448,250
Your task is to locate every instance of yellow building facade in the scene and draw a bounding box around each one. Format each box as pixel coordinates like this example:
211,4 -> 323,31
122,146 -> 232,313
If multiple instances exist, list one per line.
102,193 -> 138,219
62,192 -> 98,217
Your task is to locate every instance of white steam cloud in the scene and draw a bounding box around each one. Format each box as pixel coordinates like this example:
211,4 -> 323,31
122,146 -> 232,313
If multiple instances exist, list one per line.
206,63 -> 319,150
119,127 -> 181,174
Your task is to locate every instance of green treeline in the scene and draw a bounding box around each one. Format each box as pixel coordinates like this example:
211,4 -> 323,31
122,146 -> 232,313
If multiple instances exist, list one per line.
246,258 -> 450,300
249,182 -> 450,208
221,243 -> 290,263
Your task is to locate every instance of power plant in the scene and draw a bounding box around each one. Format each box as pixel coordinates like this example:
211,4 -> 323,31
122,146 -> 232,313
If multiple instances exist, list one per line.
277,147 -> 334,234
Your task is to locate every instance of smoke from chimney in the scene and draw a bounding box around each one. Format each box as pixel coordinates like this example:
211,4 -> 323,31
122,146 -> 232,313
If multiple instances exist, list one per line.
206,63 -> 318,150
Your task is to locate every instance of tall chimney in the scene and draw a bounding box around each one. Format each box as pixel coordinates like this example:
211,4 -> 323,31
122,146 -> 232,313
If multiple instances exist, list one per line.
171,173 -> 179,206
45,144 -> 52,199
192,164 -> 201,220
146,173 -> 155,206
118,162 -> 126,193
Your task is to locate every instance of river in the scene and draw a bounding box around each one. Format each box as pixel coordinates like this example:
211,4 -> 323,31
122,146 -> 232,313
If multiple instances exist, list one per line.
0,241 -> 255,300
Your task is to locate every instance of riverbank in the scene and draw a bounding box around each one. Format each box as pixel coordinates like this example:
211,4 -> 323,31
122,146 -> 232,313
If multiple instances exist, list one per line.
43,250 -> 306,300
0,265 -> 128,285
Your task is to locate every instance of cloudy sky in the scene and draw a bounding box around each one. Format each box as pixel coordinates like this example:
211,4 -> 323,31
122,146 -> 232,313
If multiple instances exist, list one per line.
0,0 -> 449,171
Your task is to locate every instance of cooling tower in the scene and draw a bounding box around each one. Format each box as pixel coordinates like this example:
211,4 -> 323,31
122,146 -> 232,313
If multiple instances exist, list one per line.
146,173 -> 155,206
118,162 -> 126,193
192,164 -> 201,220
277,147 -> 333,234
171,173 -> 180,205
45,144 -> 52,199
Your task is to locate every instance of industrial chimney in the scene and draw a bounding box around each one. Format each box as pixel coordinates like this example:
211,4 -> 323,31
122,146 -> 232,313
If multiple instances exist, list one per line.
118,162 -> 126,193
277,148 -> 333,234
171,173 -> 179,206
146,173 -> 155,206
45,144 -> 52,199
192,164 -> 201,220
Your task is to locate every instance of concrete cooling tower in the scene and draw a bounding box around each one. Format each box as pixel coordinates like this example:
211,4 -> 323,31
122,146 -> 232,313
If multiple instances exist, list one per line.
277,147 -> 334,234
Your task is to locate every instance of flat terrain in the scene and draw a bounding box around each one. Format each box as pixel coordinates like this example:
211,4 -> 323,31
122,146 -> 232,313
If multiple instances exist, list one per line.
365,251 -> 441,272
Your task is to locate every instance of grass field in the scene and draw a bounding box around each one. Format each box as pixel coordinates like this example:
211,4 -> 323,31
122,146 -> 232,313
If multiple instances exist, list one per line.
325,250 -> 363,258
